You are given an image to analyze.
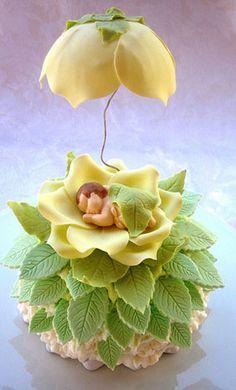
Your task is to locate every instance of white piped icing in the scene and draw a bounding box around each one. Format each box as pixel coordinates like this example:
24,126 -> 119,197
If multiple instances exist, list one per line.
18,293 -> 208,370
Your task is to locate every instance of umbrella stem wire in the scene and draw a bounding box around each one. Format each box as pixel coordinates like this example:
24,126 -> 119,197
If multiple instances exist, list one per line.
100,89 -> 119,172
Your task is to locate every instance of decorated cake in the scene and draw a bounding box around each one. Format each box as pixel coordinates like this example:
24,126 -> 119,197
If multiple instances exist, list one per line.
1,7 -> 223,371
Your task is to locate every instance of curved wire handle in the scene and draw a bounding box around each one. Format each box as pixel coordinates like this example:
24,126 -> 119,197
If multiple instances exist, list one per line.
100,89 -> 119,172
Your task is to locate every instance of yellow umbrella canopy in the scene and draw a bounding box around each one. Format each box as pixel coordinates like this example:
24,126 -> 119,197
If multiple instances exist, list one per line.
40,7 -> 176,107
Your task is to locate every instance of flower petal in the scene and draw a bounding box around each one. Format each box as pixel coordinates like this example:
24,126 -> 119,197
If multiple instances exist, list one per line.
48,224 -> 93,259
114,22 -> 176,104
38,186 -> 94,229
40,180 -> 64,194
111,241 -> 160,266
64,154 -> 113,201
67,225 -> 129,256
130,207 -> 173,246
109,164 -> 160,199
40,24 -> 120,107
104,159 -> 128,173
159,189 -> 182,220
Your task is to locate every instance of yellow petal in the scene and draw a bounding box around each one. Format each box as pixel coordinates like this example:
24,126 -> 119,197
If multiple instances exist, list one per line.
67,225 -> 129,256
38,186 -> 94,229
114,22 -> 176,104
40,24 -> 120,107
159,189 -> 182,220
48,224 -> 93,259
111,241 -> 160,266
109,164 -> 160,199
130,207 -> 173,246
64,154 -> 113,201
39,180 -> 64,194
104,159 -> 128,173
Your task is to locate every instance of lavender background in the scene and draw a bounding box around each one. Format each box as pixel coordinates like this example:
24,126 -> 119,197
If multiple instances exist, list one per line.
0,0 -> 235,227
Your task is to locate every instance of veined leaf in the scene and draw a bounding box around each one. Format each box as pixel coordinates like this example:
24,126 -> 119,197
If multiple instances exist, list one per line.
19,280 -> 36,302
159,170 -> 186,193
170,322 -> 192,348
156,222 -> 186,266
163,252 -> 201,282
0,233 -> 38,269
116,298 -> 151,333
114,265 -> 154,313
109,183 -> 158,237
53,299 -> 72,344
72,249 -> 128,287
178,191 -> 201,217
178,219 -> 216,251
30,276 -> 66,305
8,201 -> 50,241
153,276 -> 191,324
97,336 -> 122,370
66,270 -> 93,299
106,308 -> 134,349
10,278 -> 20,298
68,288 -> 109,344
147,303 -> 170,341
29,308 -> 53,333
188,251 -> 224,288
184,281 -> 204,310
20,243 -> 68,280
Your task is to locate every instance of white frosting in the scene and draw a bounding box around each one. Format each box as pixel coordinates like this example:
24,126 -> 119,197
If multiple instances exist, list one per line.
18,293 -> 208,370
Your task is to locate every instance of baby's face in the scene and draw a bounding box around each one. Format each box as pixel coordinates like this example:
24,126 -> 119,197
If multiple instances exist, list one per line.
78,193 -> 103,214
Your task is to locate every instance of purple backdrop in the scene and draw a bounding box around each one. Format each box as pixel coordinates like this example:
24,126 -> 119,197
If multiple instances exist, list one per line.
0,0 -> 236,227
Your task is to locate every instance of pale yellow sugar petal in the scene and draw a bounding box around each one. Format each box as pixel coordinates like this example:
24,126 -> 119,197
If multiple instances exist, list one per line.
111,241 -> 161,266
109,165 -> 160,198
130,207 -> 173,246
114,22 -> 176,104
40,24 -> 120,107
64,154 -> 113,201
38,186 -> 94,229
67,225 -> 129,256
104,159 -> 128,173
159,189 -> 182,220
39,180 -> 64,194
48,224 -> 93,259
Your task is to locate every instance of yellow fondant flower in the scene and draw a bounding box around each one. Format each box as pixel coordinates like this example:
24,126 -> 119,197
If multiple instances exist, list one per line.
38,154 -> 182,266
39,8 -> 176,107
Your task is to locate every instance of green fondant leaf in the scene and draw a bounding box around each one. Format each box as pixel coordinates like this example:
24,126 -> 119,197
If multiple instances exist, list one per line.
153,276 -> 192,324
66,270 -> 93,299
147,303 -> 170,341
0,233 -> 38,269
20,243 -> 68,280
19,280 -> 36,302
173,219 -> 216,251
163,252 -> 201,282
65,151 -> 75,176
30,276 -> 66,305
170,322 -> 192,348
184,281 -> 204,310
114,265 -> 154,313
96,20 -> 129,44
105,7 -> 126,18
10,278 -> 20,298
53,299 -> 72,344
159,170 -> 186,193
109,183 -> 158,237
156,223 -> 186,266
29,308 -> 53,333
97,336 -> 122,370
72,250 -> 128,287
188,251 -> 224,288
8,202 -> 51,241
106,308 -> 134,349
178,191 -> 201,217
116,298 -> 151,333
68,288 -> 109,344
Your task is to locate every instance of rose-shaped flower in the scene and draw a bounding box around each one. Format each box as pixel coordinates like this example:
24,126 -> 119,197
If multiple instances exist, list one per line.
39,8 -> 175,107
38,154 -> 182,266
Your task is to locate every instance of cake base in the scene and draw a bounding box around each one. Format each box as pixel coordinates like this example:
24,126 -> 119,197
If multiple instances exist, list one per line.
18,296 -> 208,370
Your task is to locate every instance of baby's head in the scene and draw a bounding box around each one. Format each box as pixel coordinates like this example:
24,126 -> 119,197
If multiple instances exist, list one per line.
76,182 -> 108,214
